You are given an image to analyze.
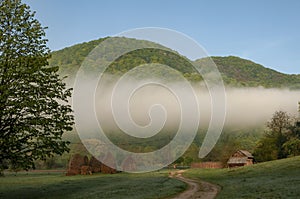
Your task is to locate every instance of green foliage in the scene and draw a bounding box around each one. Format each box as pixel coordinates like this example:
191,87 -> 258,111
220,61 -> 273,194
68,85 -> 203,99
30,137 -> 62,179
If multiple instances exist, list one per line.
254,111 -> 300,162
283,138 -> 300,156
0,0 -> 74,172
196,56 -> 300,88
49,37 -> 203,84
106,48 -> 201,82
49,37 -> 300,89
49,37 -> 107,82
253,136 -> 279,161
0,171 -> 186,199
185,156 -> 300,199
173,143 -> 200,166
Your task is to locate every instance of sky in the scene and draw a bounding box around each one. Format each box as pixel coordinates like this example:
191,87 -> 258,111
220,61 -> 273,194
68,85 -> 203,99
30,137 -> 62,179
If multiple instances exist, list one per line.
23,0 -> 300,74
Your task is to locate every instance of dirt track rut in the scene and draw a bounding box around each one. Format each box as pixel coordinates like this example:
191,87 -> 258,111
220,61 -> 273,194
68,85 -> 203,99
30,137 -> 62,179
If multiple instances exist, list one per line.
170,170 -> 220,199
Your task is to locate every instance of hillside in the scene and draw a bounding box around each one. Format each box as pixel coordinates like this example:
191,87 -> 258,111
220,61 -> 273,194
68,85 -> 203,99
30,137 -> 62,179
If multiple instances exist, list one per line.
49,37 -> 107,80
49,37 -> 202,84
206,56 -> 300,88
185,156 -> 300,198
49,37 -> 300,89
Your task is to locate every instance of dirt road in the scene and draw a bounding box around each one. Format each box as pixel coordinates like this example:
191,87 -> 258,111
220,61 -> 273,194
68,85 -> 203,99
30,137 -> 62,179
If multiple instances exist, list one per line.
170,170 -> 220,199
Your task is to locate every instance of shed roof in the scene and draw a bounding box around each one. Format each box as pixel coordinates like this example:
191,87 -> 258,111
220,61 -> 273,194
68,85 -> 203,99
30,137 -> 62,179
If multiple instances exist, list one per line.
238,150 -> 254,158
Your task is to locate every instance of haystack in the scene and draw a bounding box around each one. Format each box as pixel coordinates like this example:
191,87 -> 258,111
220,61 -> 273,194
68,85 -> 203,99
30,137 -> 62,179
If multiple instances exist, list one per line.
89,156 -> 102,173
66,154 -> 89,176
80,165 -> 92,175
100,152 -> 117,174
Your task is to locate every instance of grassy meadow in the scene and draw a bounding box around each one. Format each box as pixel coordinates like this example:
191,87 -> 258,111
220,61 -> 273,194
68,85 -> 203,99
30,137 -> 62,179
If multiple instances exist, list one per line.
184,156 -> 300,199
0,171 -> 186,199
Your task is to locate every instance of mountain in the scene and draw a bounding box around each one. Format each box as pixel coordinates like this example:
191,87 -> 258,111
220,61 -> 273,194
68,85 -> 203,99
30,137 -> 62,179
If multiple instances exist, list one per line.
49,37 -> 300,89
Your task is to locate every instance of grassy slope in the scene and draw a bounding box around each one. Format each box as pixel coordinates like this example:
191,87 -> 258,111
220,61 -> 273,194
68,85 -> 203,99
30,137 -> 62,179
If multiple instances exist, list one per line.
0,171 -> 186,199
184,156 -> 300,199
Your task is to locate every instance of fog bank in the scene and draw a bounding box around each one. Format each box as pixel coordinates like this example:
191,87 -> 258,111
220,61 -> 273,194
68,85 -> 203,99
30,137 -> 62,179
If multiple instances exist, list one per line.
73,78 -> 300,135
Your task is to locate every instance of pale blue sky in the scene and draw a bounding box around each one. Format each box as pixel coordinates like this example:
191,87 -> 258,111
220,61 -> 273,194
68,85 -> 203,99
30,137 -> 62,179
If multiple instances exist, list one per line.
23,0 -> 300,74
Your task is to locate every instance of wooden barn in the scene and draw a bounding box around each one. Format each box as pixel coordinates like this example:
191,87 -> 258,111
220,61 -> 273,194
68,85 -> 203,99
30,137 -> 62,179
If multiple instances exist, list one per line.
227,150 -> 254,168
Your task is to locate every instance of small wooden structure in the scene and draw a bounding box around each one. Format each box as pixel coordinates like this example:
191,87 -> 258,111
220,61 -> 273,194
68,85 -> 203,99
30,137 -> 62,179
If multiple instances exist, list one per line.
227,150 -> 254,168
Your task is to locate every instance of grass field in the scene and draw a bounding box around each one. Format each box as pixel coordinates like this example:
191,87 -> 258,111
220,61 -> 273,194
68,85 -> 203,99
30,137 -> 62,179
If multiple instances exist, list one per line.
184,156 -> 300,199
0,170 -> 186,199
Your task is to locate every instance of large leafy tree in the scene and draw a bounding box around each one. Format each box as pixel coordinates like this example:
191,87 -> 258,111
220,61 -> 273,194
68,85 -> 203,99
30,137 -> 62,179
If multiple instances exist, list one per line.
254,110 -> 300,162
255,111 -> 291,161
0,0 -> 74,173
265,110 -> 291,159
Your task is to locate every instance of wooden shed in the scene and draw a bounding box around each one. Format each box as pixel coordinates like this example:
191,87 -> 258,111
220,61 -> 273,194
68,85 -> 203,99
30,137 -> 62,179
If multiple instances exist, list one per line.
227,150 -> 254,168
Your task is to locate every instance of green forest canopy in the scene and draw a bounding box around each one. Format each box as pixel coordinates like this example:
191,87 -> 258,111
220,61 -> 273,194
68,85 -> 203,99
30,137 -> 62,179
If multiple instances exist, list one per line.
49,37 -> 300,89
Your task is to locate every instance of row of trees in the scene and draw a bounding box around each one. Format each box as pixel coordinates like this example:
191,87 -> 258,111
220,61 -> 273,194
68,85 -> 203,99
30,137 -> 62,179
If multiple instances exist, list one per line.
254,105 -> 300,162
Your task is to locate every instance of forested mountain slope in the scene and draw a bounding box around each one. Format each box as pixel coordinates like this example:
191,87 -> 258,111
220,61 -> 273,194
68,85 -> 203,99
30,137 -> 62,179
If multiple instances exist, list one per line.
49,37 -> 300,89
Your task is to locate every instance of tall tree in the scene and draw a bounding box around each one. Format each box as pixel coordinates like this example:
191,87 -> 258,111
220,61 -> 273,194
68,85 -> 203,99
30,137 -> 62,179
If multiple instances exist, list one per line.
254,111 -> 292,162
0,0 -> 74,173
266,111 -> 291,158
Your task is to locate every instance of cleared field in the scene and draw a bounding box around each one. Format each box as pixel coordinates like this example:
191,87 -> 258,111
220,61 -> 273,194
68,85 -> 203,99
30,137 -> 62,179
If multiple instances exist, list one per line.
0,171 -> 186,199
184,156 -> 300,199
